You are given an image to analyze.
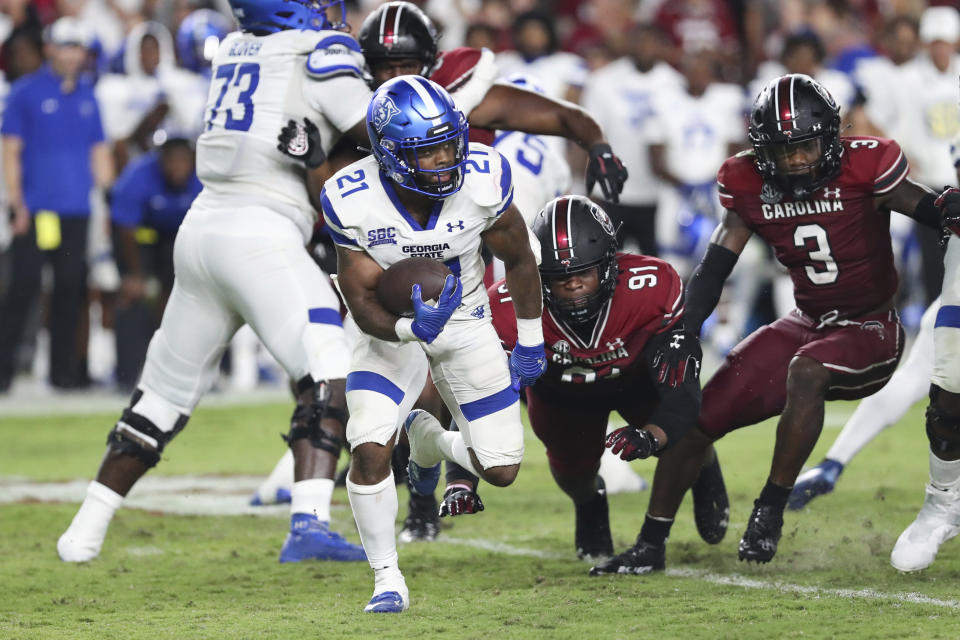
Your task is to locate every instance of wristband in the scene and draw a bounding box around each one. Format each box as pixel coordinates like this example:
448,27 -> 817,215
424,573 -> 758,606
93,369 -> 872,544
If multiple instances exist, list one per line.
516,317 -> 544,346
395,317 -> 417,342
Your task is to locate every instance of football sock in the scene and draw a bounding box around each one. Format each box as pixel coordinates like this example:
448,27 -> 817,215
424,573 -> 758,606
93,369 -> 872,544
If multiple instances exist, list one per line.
929,452 -> 960,492
256,449 -> 294,502
445,461 -> 479,488
58,481 -> 123,561
639,514 -> 674,547
758,478 -> 792,511
347,473 -> 399,572
290,478 -> 333,522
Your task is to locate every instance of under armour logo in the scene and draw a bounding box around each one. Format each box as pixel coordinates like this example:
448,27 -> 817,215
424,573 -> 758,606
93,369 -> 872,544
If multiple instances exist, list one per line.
447,220 -> 465,232
823,187 -> 841,199
605,337 -> 624,351
670,333 -> 685,349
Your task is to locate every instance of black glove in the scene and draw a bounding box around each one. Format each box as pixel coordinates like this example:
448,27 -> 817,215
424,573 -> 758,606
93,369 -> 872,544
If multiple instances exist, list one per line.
586,142 -> 628,203
438,484 -> 485,517
935,186 -> 960,249
277,118 -> 326,169
651,328 -> 702,389
605,426 -> 659,461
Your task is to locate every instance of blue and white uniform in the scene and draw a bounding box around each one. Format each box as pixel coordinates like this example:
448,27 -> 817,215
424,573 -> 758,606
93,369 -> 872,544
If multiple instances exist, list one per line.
323,143 -> 525,468
140,27 -> 371,413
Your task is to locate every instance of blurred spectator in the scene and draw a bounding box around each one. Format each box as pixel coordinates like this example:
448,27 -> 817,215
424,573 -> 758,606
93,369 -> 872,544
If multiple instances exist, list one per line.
95,21 -> 207,171
0,17 -> 114,391
581,23 -> 683,256
3,28 -> 44,82
854,16 -> 919,136
883,5 -> 960,304
496,10 -> 587,103
750,30 -> 858,121
110,136 -> 200,389
464,21 -> 500,51
653,0 -> 740,73
648,49 -> 745,275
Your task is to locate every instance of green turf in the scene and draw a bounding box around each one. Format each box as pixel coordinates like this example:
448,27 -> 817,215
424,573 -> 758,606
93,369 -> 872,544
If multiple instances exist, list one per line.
2,400 -> 959,639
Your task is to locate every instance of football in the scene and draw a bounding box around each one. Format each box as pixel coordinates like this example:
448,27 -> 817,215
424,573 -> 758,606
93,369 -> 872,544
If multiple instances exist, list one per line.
376,257 -> 453,316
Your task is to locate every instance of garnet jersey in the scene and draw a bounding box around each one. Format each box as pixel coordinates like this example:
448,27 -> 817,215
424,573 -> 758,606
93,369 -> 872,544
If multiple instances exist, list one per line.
429,47 -> 498,146
717,136 -> 909,319
490,253 -> 684,402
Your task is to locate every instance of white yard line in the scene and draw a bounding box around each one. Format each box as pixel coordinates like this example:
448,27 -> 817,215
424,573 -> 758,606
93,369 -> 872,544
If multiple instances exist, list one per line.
439,536 -> 960,610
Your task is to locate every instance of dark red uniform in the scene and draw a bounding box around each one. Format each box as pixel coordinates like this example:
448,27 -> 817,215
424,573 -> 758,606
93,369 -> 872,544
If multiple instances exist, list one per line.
703,137 -> 908,437
428,47 -> 496,146
491,253 -> 684,473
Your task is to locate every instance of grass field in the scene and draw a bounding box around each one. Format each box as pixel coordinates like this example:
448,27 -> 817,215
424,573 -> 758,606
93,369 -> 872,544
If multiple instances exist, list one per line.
2,398 -> 960,639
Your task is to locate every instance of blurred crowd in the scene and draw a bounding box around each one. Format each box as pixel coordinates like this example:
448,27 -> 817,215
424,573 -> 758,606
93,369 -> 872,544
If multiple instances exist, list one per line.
0,0 -> 958,395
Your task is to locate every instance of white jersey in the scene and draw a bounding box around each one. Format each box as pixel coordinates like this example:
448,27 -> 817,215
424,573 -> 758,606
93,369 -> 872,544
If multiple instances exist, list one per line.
884,54 -> 960,188
495,51 -> 588,101
194,28 -> 372,240
581,58 -> 684,204
322,142 -> 513,319
493,130 -> 571,226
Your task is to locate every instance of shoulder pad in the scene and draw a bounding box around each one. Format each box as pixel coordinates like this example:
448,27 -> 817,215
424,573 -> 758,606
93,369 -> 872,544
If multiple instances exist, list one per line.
463,144 -> 512,211
305,33 -> 365,81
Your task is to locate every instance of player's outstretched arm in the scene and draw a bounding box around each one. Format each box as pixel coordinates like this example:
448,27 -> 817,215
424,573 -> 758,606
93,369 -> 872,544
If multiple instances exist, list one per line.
467,84 -> 627,202
483,206 -> 546,389
877,177 -> 940,229
683,209 -> 752,335
334,245 -> 411,342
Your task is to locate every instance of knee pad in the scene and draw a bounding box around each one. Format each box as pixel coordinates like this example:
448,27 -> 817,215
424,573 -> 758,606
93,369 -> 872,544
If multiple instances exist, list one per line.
284,377 -> 348,457
106,390 -> 189,468
926,385 -> 960,455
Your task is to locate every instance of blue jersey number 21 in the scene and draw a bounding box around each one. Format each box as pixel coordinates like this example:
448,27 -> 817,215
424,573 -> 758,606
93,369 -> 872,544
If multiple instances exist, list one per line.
207,62 -> 260,132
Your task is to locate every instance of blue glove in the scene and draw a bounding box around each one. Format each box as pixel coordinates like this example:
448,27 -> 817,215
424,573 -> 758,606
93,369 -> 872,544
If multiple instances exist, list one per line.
509,342 -> 547,391
410,274 -> 462,344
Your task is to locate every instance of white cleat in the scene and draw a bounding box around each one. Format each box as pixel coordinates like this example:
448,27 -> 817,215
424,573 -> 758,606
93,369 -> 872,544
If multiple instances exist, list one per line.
890,484 -> 960,572
57,529 -> 103,562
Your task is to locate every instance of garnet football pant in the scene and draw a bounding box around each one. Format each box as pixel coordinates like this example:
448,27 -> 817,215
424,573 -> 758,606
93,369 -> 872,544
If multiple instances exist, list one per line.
699,308 -> 904,438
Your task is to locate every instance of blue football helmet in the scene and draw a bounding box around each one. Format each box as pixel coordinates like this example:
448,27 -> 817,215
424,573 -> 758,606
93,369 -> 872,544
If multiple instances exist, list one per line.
367,76 -> 469,198
228,0 -> 345,34
177,9 -> 234,72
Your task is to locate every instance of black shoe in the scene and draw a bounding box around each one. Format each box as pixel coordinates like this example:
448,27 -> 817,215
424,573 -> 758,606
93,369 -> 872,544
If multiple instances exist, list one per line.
692,454 -> 729,545
589,535 -> 665,576
399,491 -> 440,542
738,499 -> 784,563
575,477 -> 613,560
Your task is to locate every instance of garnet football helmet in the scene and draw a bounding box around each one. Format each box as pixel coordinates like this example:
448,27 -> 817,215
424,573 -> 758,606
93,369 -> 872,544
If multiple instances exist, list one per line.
748,73 -> 842,200
532,196 -> 618,324
358,2 -> 439,76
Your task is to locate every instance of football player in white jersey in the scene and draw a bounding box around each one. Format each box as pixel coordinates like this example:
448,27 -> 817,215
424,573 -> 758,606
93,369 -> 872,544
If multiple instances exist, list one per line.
57,0 -> 373,565
324,76 -> 545,612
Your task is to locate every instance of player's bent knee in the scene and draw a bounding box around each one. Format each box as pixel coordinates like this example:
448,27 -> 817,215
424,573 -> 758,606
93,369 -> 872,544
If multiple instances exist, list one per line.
787,356 -> 832,393
106,388 -> 189,468
284,376 -> 348,457
926,385 -> 960,456
479,463 -> 520,487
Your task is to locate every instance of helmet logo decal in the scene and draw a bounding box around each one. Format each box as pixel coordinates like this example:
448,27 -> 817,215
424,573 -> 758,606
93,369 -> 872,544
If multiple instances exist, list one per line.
590,206 -> 616,236
373,96 -> 401,133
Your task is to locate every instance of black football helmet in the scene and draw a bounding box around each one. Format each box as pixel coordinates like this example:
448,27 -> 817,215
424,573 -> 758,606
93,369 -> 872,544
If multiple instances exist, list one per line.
748,73 -> 842,200
358,2 -> 439,76
532,196 -> 618,324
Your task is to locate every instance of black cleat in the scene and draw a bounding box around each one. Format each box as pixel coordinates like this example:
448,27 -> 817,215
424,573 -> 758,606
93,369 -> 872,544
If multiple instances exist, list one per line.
738,499 -> 784,563
589,536 -> 665,576
692,454 -> 730,545
575,478 -> 613,561
399,491 -> 440,542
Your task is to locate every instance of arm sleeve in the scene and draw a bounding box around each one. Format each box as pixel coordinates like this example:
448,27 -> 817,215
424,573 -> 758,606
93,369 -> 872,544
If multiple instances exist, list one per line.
642,328 -> 702,449
303,39 -> 372,132
319,187 -> 362,250
683,242 -> 739,335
